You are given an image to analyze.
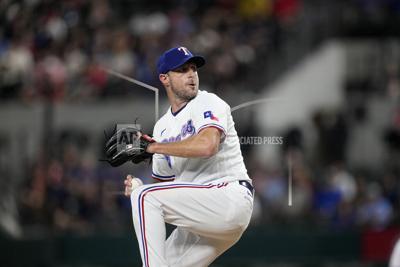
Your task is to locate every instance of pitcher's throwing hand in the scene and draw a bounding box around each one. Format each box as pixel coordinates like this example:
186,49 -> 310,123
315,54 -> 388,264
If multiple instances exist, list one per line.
124,175 -> 143,196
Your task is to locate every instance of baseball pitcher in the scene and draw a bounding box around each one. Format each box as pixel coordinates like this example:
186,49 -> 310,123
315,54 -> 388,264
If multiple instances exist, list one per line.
103,46 -> 254,267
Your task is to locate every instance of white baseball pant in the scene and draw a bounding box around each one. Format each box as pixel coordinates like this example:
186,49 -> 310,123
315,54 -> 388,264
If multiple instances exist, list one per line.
130,180 -> 254,267
390,238 -> 400,267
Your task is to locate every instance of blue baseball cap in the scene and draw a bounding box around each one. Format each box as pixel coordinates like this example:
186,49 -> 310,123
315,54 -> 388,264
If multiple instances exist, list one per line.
157,47 -> 205,75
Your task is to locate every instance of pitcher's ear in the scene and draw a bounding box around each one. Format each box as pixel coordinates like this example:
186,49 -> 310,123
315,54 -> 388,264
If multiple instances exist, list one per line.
159,73 -> 169,85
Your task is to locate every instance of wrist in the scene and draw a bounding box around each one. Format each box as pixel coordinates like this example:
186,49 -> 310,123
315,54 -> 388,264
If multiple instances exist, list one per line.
147,142 -> 156,154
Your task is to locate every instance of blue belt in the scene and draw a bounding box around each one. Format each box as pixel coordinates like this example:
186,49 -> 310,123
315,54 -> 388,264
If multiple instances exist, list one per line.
238,180 -> 254,196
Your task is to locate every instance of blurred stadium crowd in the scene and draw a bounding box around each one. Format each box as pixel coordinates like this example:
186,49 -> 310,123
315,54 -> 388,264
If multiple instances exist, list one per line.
0,0 -> 303,102
1,0 -> 400,237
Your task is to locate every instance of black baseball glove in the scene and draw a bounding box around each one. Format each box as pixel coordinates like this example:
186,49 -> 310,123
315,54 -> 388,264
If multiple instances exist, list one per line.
102,126 -> 155,167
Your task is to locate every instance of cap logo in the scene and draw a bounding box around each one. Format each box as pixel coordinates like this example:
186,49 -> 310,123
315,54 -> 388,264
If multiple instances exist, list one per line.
178,47 -> 190,56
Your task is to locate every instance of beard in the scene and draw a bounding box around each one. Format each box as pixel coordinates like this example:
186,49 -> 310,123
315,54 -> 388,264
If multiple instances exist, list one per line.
170,82 -> 198,102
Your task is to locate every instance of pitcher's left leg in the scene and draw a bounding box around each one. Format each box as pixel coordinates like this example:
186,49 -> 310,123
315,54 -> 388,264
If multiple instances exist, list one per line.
165,226 -> 244,267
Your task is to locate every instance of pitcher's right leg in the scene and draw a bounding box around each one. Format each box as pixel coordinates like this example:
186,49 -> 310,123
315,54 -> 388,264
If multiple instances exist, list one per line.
131,185 -> 169,267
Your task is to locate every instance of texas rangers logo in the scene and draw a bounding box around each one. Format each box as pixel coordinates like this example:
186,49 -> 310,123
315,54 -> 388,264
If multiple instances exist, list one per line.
178,46 -> 190,55
204,111 -> 219,121
162,120 -> 196,168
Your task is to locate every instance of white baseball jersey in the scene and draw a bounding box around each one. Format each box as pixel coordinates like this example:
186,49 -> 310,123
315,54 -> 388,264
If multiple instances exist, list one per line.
151,90 -> 250,184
